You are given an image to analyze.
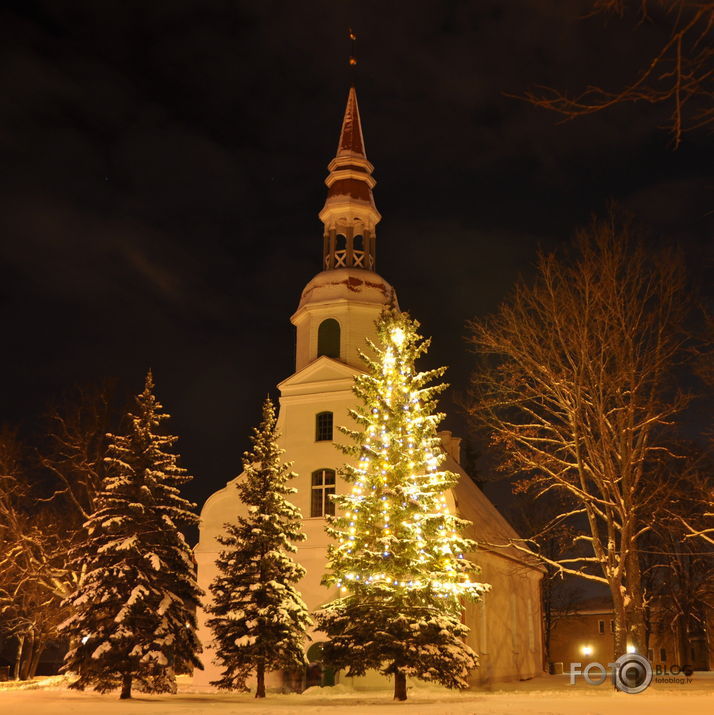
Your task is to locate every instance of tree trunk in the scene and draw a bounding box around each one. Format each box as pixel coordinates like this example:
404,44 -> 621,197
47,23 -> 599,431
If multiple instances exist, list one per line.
625,546 -> 646,654
13,635 -> 24,680
677,611 -> 691,671
29,638 -> 45,679
19,632 -> 34,681
393,668 -> 407,701
120,673 -> 132,699
610,586 -> 627,659
542,578 -> 552,669
543,618 -> 551,671
643,602 -> 651,654
255,661 -> 266,698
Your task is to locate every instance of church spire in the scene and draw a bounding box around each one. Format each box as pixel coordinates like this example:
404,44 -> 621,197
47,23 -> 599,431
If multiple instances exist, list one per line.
336,86 -> 366,157
319,87 -> 381,272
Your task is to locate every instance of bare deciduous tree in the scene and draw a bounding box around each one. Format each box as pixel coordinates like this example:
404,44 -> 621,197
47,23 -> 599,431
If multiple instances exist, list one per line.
524,1 -> 714,147
506,492 -> 583,667
668,448 -> 714,546
41,382 -> 117,520
0,385 -> 122,679
467,212 -> 690,657
0,430 -> 70,679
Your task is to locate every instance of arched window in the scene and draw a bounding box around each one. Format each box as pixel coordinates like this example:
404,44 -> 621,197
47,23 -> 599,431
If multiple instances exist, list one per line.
311,469 -> 336,517
317,318 -> 340,359
315,411 -> 333,442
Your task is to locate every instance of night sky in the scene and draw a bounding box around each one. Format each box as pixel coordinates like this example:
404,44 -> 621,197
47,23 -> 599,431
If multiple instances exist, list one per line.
1,1 -> 712,512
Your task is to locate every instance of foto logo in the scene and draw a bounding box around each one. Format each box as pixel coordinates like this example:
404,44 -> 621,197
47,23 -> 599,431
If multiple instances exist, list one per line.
569,653 -> 653,694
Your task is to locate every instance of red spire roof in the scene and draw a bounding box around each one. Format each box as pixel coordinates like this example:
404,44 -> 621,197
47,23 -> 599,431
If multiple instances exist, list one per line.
319,85 -> 381,245
336,86 -> 366,158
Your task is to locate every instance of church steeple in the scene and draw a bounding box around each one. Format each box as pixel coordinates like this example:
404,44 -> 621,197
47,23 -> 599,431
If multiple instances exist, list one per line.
319,86 -> 381,271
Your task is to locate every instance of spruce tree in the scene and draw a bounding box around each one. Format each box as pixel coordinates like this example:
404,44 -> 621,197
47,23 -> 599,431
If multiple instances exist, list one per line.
59,372 -> 203,699
206,397 -> 311,697
316,308 -> 489,701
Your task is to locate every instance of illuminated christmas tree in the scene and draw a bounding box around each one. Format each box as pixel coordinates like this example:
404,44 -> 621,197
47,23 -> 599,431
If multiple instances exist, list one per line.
316,308 -> 489,701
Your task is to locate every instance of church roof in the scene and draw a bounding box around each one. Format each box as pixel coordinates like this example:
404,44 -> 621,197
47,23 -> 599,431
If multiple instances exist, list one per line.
293,267 -> 396,320
320,87 -> 380,223
336,85 -> 366,158
326,176 -> 374,204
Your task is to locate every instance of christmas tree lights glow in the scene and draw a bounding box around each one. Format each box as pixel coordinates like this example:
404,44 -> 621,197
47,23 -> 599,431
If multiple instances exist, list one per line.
316,308 -> 489,701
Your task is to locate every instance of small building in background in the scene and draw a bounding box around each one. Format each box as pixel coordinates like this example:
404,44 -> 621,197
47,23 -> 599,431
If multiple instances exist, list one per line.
549,596 -> 712,672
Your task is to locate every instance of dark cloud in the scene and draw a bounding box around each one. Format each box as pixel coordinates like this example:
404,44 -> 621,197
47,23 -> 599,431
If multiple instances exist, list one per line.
0,0 -> 711,510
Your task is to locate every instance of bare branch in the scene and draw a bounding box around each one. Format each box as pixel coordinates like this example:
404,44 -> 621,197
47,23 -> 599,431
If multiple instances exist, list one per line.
519,2 -> 714,147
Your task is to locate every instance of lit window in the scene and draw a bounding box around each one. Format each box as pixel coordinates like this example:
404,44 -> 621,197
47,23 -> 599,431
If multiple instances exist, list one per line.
315,412 -> 333,442
317,319 -> 340,359
311,469 -> 336,517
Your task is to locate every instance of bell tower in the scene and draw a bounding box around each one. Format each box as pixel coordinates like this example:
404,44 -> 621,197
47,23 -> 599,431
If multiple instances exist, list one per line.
319,86 -> 381,272
290,86 -> 396,373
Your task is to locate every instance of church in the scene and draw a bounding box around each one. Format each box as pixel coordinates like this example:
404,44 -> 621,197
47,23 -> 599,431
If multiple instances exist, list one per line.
194,86 -> 544,690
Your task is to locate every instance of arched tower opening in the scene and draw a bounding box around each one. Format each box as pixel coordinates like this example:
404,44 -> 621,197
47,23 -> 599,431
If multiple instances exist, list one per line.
317,318 -> 340,359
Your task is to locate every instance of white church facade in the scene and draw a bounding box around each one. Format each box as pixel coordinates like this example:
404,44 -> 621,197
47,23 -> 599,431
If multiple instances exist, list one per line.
194,87 -> 544,690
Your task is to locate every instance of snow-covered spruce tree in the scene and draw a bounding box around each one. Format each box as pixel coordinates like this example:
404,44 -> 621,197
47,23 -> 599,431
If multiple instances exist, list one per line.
315,308 -> 489,701
59,371 -> 202,699
206,397 -> 311,697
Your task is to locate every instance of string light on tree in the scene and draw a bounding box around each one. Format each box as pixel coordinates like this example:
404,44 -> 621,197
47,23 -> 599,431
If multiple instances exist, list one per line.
316,307 -> 490,701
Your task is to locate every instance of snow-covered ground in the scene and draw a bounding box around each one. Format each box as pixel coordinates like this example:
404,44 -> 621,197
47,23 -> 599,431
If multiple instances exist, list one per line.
1,672 -> 712,714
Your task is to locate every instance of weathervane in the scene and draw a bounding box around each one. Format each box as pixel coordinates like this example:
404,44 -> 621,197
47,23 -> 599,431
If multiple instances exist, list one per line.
348,28 -> 357,69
